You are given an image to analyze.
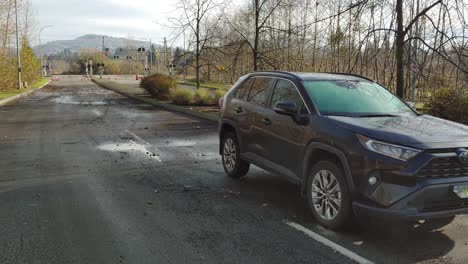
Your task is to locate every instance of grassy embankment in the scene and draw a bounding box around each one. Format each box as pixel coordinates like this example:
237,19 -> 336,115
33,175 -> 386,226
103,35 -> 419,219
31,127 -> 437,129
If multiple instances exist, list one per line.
0,78 -> 49,100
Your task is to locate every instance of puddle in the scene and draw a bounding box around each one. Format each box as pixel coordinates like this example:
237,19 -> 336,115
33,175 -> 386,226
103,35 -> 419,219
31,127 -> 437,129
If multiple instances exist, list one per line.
51,95 -> 109,106
97,140 -> 161,161
165,138 -> 217,147
91,109 -> 103,117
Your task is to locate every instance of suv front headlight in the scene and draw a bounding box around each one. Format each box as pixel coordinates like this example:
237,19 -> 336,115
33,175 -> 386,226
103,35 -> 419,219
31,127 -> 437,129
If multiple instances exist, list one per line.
357,135 -> 421,161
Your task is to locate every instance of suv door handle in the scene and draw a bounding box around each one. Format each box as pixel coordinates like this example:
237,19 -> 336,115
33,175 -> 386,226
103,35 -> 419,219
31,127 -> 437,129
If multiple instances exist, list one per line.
234,107 -> 243,113
261,118 -> 272,126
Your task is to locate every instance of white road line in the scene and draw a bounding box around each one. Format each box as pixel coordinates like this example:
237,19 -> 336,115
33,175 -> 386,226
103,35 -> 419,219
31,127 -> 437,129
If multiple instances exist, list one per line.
284,221 -> 374,264
125,130 -> 162,162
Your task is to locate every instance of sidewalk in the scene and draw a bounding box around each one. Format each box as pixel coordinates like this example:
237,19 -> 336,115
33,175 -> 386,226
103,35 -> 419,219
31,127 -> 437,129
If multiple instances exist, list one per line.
92,79 -> 219,122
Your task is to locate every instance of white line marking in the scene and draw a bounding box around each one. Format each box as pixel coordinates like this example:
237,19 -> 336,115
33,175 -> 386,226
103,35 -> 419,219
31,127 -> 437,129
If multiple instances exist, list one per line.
284,221 -> 374,264
125,130 -> 162,162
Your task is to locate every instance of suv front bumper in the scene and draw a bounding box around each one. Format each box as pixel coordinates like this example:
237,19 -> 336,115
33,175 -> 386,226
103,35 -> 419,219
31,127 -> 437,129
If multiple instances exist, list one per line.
353,180 -> 468,220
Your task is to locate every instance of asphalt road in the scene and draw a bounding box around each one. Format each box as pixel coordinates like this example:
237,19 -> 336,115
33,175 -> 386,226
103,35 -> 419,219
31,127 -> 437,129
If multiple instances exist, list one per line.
0,76 -> 467,264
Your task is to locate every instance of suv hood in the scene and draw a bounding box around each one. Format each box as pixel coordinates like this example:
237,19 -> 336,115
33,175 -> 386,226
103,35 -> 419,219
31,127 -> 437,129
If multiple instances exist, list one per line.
327,114 -> 468,150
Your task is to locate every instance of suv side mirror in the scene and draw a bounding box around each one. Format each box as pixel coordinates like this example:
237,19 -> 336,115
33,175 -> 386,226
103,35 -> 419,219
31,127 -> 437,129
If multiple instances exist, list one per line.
274,102 -> 298,116
406,101 -> 416,109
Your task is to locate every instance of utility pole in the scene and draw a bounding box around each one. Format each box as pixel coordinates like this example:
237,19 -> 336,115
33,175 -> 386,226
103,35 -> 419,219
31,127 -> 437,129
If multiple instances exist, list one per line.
14,0 -> 22,90
102,36 -> 105,61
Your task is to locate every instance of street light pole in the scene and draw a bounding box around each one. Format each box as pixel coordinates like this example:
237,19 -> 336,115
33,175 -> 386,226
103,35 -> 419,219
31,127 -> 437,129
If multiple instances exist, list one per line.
14,0 -> 22,90
39,25 -> 53,77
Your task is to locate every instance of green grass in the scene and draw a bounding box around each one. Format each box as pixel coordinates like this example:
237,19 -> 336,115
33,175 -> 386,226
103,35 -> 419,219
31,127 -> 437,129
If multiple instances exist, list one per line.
0,77 -> 49,100
0,92 -> 18,100
30,77 -> 49,89
178,81 -> 230,90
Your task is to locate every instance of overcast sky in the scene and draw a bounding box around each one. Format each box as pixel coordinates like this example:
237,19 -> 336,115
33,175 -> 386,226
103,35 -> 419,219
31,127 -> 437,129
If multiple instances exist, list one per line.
31,0 -> 177,45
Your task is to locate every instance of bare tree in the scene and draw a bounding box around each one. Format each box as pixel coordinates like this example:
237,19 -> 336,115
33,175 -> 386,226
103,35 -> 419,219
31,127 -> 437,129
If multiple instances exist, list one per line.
170,0 -> 223,88
170,0 -> 467,100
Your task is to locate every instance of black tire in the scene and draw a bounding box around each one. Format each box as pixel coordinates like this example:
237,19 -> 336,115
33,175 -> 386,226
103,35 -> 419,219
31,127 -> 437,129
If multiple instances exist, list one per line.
306,160 -> 353,230
221,132 -> 250,178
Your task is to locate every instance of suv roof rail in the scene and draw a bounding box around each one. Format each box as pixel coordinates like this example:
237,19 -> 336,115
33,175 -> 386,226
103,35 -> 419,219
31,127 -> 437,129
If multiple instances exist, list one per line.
253,70 -> 301,80
323,72 -> 374,82
254,70 -> 374,82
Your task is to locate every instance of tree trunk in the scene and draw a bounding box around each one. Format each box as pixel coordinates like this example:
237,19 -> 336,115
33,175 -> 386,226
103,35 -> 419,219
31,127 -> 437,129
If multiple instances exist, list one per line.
395,0 -> 405,98
196,5 -> 201,89
253,0 -> 260,71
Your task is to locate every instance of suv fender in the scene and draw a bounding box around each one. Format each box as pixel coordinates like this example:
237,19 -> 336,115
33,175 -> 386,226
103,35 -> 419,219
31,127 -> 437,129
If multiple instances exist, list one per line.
301,142 -> 356,197
219,120 -> 242,155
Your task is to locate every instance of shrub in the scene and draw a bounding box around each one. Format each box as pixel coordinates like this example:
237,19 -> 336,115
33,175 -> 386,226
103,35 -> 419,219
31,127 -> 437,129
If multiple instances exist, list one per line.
193,89 -> 213,106
424,87 -> 468,125
140,73 -> 176,100
171,89 -> 193,106
213,89 -> 227,104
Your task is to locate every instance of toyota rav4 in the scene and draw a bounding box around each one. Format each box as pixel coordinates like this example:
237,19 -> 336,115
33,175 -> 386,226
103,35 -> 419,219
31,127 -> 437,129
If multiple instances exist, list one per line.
218,71 -> 468,230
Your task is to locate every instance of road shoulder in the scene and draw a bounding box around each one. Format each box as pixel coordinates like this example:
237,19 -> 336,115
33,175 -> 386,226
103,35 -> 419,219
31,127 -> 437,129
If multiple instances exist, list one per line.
0,79 -> 51,107
92,79 -> 219,122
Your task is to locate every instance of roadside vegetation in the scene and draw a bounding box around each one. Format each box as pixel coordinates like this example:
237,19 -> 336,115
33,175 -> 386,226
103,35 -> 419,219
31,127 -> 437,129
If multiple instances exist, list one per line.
140,73 -> 226,107
0,77 -> 49,100
423,88 -> 468,125
1,0 -> 42,95
140,73 -> 175,100
171,89 -> 193,106
177,80 -> 230,90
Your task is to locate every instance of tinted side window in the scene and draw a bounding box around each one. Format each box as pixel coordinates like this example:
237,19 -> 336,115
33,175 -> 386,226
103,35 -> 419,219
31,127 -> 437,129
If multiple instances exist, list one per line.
235,78 -> 253,101
248,77 -> 275,107
271,79 -> 307,113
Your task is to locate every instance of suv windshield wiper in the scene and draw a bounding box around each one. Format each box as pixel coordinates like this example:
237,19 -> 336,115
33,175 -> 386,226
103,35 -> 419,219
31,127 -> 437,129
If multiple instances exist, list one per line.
357,114 -> 401,118
324,113 -> 355,117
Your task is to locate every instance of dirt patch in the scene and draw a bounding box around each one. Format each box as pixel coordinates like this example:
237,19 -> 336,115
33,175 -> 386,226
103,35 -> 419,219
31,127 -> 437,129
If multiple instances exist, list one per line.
40,85 -> 62,92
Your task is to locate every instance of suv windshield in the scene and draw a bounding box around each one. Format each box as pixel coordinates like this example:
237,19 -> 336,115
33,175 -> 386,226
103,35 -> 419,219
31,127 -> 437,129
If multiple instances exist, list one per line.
303,80 -> 415,117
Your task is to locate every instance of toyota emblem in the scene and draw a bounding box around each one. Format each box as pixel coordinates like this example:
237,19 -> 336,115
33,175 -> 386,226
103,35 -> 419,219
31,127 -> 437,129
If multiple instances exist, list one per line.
459,152 -> 468,165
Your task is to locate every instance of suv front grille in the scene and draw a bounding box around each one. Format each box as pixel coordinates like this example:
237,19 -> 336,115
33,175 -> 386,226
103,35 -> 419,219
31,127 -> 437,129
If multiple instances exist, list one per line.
417,156 -> 468,179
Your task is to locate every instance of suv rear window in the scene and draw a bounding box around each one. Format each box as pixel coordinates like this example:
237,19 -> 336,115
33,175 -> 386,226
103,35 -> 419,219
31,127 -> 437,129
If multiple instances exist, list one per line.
235,78 -> 253,101
247,77 -> 275,107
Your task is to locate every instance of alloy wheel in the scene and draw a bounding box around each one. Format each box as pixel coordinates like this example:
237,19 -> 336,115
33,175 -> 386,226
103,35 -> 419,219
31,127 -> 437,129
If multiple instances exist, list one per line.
311,170 -> 342,220
223,138 -> 237,172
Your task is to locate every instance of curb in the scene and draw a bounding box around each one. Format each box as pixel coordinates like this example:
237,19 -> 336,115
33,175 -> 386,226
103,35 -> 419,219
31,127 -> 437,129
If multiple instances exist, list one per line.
0,80 -> 51,107
177,82 -> 229,91
92,79 -> 219,123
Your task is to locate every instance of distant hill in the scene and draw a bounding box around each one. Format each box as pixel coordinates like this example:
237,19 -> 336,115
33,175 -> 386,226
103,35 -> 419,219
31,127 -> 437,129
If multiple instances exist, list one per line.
34,34 -> 156,55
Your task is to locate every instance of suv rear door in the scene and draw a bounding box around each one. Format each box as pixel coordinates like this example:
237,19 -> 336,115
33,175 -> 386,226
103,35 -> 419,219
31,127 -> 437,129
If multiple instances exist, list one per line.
254,78 -> 309,180
225,76 -> 275,155
225,77 -> 254,153
243,76 -> 276,156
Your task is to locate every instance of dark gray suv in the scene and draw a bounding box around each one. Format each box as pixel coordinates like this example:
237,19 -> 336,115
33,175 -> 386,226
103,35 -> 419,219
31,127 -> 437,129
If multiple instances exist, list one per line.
218,71 -> 468,230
